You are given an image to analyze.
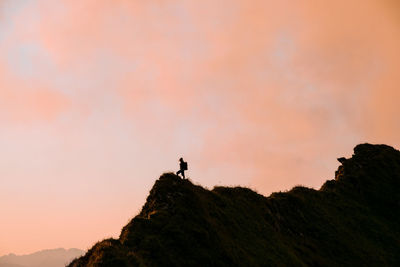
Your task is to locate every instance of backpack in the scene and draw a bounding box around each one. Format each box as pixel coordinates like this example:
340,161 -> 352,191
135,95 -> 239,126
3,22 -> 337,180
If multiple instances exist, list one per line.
182,162 -> 188,170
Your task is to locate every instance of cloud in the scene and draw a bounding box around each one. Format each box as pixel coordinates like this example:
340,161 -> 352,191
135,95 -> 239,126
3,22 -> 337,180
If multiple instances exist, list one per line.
0,66 -> 70,123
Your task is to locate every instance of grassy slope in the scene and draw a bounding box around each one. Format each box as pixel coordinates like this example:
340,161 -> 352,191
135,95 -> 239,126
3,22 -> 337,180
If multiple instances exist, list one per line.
68,144 -> 400,266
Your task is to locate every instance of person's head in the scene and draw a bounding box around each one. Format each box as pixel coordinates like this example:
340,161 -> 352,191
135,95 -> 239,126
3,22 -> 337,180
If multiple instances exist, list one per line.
179,158 -> 183,162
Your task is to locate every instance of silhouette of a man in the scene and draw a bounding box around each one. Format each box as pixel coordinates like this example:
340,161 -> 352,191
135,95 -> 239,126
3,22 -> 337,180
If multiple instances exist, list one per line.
176,158 -> 188,179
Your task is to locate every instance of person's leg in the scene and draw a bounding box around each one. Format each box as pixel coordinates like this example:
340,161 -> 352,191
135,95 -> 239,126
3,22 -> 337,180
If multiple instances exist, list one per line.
177,170 -> 182,177
182,170 -> 185,179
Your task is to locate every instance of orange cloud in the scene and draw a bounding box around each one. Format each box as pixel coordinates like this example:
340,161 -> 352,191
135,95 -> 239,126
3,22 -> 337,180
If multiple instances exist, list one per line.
0,65 -> 70,123
0,88 -> 70,123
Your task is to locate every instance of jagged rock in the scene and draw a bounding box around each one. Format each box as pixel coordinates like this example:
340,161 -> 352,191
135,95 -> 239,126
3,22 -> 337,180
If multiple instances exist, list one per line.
68,144 -> 400,267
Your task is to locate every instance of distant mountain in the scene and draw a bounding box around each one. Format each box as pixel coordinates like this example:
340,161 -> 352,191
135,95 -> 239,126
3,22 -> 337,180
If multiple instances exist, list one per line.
0,248 -> 84,267
69,144 -> 400,266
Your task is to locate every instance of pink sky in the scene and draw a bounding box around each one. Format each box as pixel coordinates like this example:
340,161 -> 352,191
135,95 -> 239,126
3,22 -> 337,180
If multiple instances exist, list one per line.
1,0 -> 400,255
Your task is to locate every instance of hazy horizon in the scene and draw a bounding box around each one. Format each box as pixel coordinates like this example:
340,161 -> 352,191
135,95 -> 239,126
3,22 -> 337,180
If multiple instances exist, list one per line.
0,247 -> 83,258
0,247 -> 84,267
1,0 -> 400,255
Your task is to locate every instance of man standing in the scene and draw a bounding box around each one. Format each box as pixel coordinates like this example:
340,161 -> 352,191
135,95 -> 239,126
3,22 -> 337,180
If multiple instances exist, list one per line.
176,158 -> 188,179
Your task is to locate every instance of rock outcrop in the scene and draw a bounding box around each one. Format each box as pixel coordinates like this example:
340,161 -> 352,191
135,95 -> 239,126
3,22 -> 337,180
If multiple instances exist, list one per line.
68,144 -> 400,267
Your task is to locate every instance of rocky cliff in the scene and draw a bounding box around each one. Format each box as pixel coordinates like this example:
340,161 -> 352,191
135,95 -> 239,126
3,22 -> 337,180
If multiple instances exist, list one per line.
68,144 -> 400,266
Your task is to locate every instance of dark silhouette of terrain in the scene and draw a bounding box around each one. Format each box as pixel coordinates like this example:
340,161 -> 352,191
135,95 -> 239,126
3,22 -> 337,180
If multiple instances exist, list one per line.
68,144 -> 400,266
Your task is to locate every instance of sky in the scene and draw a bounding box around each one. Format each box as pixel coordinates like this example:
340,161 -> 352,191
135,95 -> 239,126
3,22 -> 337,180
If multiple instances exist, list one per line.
1,0 -> 400,255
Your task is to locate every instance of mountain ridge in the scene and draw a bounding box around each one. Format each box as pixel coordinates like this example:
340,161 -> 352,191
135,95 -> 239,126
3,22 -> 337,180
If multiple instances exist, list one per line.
68,143 -> 400,266
0,248 -> 84,267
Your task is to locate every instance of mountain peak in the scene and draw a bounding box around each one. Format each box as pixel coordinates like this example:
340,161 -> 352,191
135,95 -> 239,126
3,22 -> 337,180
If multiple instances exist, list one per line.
136,173 -> 196,219
69,144 -> 400,267
327,143 -> 400,207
